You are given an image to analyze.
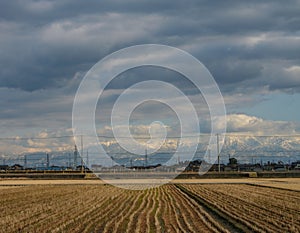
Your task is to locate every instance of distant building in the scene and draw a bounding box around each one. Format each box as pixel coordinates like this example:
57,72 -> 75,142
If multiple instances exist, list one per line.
0,165 -> 9,171
11,164 -> 23,170
291,161 -> 300,170
91,164 -> 102,171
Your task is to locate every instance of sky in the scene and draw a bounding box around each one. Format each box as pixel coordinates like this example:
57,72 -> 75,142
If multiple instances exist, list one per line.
0,0 -> 300,156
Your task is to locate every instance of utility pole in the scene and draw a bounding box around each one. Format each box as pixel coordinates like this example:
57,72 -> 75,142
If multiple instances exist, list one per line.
68,153 -> 71,168
217,134 -> 220,173
46,153 -> 50,169
81,157 -> 84,173
86,150 -> 89,168
74,145 -> 78,170
130,158 -> 133,168
145,148 -> 148,167
24,155 -> 27,169
80,135 -> 84,174
80,135 -> 84,160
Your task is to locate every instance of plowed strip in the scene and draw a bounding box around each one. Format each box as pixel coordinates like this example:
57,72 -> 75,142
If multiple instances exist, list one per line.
180,184 -> 300,233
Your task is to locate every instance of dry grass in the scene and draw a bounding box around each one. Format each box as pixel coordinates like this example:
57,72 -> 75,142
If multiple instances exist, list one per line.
0,179 -> 299,232
1,177 -> 300,190
252,178 -> 300,191
0,184 -> 223,233
181,183 -> 300,233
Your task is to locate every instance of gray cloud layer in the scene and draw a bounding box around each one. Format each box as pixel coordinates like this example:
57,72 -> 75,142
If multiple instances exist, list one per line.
0,0 -> 300,92
1,0 -> 300,147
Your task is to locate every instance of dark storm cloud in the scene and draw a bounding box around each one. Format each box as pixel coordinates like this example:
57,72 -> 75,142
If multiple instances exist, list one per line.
0,0 -> 300,92
2,0 -> 300,29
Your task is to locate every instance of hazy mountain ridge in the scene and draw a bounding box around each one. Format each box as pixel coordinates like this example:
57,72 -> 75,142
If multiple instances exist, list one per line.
223,135 -> 300,152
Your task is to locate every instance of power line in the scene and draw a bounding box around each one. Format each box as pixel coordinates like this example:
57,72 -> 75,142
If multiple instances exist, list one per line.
3,132 -> 300,140
0,135 -> 75,140
1,133 -> 300,141
224,133 -> 300,138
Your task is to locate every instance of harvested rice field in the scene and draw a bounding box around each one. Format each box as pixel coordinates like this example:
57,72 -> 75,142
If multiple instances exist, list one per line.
0,180 -> 299,233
